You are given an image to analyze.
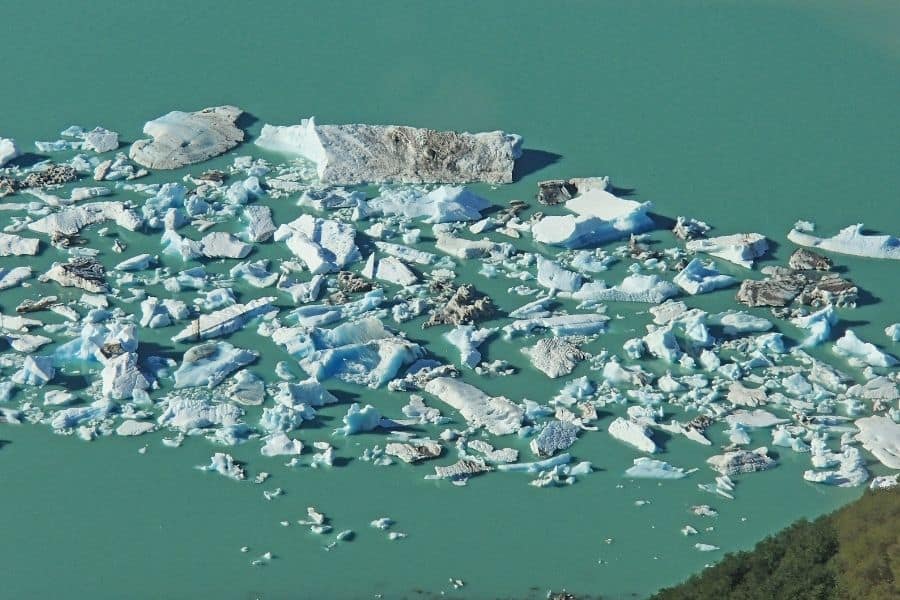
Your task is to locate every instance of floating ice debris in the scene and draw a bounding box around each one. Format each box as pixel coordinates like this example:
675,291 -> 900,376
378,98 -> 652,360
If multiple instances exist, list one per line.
886,324 -> 900,342
28,202 -> 142,236
115,253 -> 156,272
158,397 -> 243,431
833,330 -> 897,368
0,233 -> 40,256
197,453 -> 246,480
427,457 -> 492,483
130,105 -> 245,169
625,457 -> 688,479
673,259 -> 735,295
81,127 -> 119,153
530,420 -> 580,457
424,283 -> 494,327
694,543 -> 720,552
574,274 -> 678,305
0,137 -> 20,166
522,337 -> 588,378
536,255 -> 582,292
434,231 -> 514,260
12,355 -> 55,386
503,313 -> 609,338
529,461 -> 593,487
686,233 -> 768,268
385,439 -> 443,463
424,377 -> 523,436
256,118 -> 522,184
370,517 -> 395,530
274,213 -> 360,274
804,443 -> 868,487
870,475 -> 899,490
725,409 -> 787,429
374,255 -> 418,287
173,341 -> 258,389
608,417 -> 657,453
854,416 -> 900,469
707,447 -> 776,476
260,432 -> 304,457
172,297 -> 276,343
370,185 -> 491,223
101,352 -> 151,400
788,223 -> 900,260
791,306 -> 836,347
336,403 -> 383,435
532,178 -> 653,248
116,420 -> 155,437
672,216 -> 710,240
445,325 -> 493,369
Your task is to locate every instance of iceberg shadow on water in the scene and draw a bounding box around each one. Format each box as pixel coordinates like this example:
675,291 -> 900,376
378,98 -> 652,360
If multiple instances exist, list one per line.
511,148 -> 563,182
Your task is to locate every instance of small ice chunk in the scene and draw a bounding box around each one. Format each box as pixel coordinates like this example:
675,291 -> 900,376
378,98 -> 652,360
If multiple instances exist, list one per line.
173,341 -> 258,389
0,137 -> 20,166
608,417 -> 657,453
673,259 -> 735,295
707,446 -> 776,475
197,453 -> 246,480
833,330 -> 897,368
336,403 -> 383,435
686,233 -> 768,268
625,457 -> 687,479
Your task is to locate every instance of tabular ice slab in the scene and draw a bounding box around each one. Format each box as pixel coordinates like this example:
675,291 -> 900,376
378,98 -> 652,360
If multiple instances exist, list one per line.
130,105 -> 245,170
686,233 -> 768,268
788,222 -> 900,260
256,117 -> 522,185
0,233 -> 40,256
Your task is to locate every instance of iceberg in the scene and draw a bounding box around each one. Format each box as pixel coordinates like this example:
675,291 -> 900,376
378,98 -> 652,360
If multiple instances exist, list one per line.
274,378 -> 338,408
81,127 -> 119,153
370,185 -> 491,223
625,457 -> 687,479
536,256 -> 582,292
0,137 -> 20,166
532,178 -> 654,248
157,397 -> 243,431
522,337 -> 587,378
335,403 -> 382,435
788,223 -> 900,260
243,204 -> 276,242
573,274 -> 678,305
673,259 -> 735,295
197,453 -> 246,481
686,233 -> 768,268
27,201 -> 142,236
256,118 -> 522,185
374,255 -> 418,287
503,313 -> 609,338
854,415 -> 900,469
101,352 -> 151,400
130,105 -> 245,169
0,233 -> 40,256
791,306 -> 837,347
173,341 -> 258,389
172,297 -> 275,343
707,447 -> 776,475
0,267 -> 32,291
530,420 -> 580,457
12,355 -> 55,386
608,417 -> 657,453
274,214 -> 360,274
833,330 -> 897,368
259,403 -> 314,433
444,325 -> 493,368
424,377 -> 523,435
886,323 -> 900,342
260,432 -> 304,457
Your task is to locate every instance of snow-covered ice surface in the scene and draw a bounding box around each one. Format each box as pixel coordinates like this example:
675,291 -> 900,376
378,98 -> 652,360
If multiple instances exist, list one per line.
788,223 -> 900,260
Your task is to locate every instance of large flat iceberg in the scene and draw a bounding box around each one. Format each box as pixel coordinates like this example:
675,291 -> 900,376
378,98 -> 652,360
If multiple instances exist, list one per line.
788,223 -> 900,260
256,117 -> 522,185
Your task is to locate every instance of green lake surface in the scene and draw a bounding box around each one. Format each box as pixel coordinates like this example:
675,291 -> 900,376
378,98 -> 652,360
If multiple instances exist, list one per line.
1,1 -> 899,599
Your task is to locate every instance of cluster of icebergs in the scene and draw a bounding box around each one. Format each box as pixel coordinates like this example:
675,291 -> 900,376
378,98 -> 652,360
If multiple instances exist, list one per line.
0,107 -> 897,555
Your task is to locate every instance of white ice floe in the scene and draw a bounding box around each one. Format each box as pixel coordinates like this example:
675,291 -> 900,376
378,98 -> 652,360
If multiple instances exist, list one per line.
788,223 -> 900,260
532,178 -> 654,248
130,105 -> 245,169
0,137 -> 20,166
274,214 -> 360,274
260,432 -> 304,457
370,185 -> 491,223
854,415 -> 900,469
256,117 -> 522,184
608,417 -> 657,453
28,202 -> 142,235
573,274 -> 678,305
673,258 -> 735,295
173,341 -> 258,389
0,233 -> 40,256
791,306 -> 836,347
707,447 -> 776,475
625,457 -> 687,479
424,377 -> 523,436
374,255 -> 418,287
503,313 -> 609,338
833,330 -> 897,368
445,325 -> 493,369
335,403 -> 383,435
536,255 -> 582,292
158,397 -> 243,431
686,233 -> 768,268
172,297 -> 276,343
197,453 -> 246,480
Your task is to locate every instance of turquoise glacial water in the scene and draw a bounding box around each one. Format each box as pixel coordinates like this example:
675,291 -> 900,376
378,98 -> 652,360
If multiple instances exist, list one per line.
1,1 -> 899,599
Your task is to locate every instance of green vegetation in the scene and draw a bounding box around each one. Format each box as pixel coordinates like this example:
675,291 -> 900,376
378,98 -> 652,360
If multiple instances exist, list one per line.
651,487 -> 899,600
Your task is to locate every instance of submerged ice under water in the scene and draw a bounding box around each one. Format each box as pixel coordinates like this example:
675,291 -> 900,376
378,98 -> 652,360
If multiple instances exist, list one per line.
0,107 -> 898,594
